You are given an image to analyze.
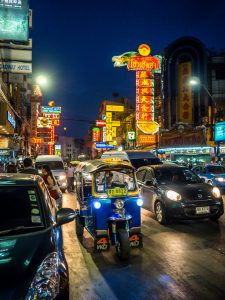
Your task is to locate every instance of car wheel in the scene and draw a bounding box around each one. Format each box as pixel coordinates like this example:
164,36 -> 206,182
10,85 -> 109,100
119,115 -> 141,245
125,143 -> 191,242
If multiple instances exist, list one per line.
116,228 -> 130,261
154,201 -> 168,225
210,214 -> 221,221
75,215 -> 84,237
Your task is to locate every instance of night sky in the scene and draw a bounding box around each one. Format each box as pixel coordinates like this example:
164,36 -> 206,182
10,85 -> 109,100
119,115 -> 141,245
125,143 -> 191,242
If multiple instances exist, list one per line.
30,0 -> 225,138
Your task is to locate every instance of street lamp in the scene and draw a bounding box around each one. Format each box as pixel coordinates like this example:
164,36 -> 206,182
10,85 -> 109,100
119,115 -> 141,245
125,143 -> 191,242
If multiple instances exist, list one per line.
189,77 -> 219,161
36,75 -> 48,86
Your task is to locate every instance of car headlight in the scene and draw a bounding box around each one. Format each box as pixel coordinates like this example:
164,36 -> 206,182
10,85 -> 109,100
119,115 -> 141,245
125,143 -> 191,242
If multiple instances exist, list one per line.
59,175 -> 66,180
25,252 -> 59,300
212,187 -> 221,198
215,177 -> 225,182
114,199 -> 124,209
166,190 -> 182,201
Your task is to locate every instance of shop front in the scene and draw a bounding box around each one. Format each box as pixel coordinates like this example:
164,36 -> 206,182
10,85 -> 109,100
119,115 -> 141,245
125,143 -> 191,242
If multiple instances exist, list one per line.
158,127 -> 210,165
0,102 -> 16,163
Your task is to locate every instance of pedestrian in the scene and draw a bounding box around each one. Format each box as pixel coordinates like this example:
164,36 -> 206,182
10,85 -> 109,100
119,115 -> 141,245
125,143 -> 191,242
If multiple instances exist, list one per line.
19,157 -> 39,175
41,164 -> 60,200
0,162 -> 4,173
6,162 -> 17,173
67,162 -> 74,192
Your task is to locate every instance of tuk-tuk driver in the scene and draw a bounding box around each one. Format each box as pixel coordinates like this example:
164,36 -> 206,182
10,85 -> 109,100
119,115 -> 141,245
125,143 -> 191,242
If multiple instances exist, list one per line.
105,171 -> 114,188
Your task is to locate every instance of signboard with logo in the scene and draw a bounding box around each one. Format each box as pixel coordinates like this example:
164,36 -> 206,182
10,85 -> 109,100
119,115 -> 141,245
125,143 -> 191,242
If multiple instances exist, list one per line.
95,143 -> 114,149
106,105 -> 124,112
55,144 -> 61,156
0,0 -> 29,41
0,62 -> 32,74
127,131 -> 136,141
215,122 -> 225,142
30,137 -> 44,144
138,135 -> 156,144
43,113 -> 60,120
92,127 -> 100,142
96,120 -> 106,127
37,117 -> 52,128
41,106 -> 61,114
7,111 -> 16,128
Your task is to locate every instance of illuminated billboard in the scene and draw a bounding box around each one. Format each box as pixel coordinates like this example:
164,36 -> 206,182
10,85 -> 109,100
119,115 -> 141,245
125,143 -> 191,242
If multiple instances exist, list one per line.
0,0 -> 29,42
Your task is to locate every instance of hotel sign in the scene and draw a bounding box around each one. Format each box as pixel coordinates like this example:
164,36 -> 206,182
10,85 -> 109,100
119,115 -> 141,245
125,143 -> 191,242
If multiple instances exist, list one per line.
106,105 -> 124,112
41,106 -> 61,114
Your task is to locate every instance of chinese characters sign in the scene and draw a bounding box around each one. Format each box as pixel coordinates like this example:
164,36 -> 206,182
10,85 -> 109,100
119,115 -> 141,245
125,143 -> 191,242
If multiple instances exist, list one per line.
178,62 -> 192,124
92,127 -> 100,142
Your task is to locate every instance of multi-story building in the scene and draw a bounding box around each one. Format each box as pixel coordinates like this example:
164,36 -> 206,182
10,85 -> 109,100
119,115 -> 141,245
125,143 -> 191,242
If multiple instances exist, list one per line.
57,136 -> 86,161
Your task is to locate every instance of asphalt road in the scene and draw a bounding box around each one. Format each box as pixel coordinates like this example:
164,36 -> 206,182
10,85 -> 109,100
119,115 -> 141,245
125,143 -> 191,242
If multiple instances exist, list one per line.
62,192 -> 225,300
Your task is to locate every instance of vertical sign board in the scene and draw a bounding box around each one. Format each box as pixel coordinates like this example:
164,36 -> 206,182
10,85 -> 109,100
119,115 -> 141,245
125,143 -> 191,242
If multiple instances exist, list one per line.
0,0 -> 29,41
215,122 -> 225,142
178,62 -> 192,124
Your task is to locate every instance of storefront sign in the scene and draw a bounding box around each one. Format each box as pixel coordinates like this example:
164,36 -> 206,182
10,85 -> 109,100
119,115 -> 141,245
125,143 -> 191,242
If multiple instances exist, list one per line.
106,105 -> 124,112
95,143 -> 114,149
160,130 -> 205,147
43,113 -> 60,119
127,131 -> 136,141
7,111 -> 16,128
178,62 -> 192,124
41,106 -> 61,114
137,121 -> 159,134
138,135 -> 156,144
55,144 -> 61,156
0,0 -> 29,42
128,56 -> 161,71
111,121 -> 120,127
96,120 -> 106,127
37,117 -> 52,128
215,122 -> 225,142
51,119 -> 60,126
0,138 -> 9,149
92,127 -> 100,142
0,62 -> 32,74
30,137 -> 44,144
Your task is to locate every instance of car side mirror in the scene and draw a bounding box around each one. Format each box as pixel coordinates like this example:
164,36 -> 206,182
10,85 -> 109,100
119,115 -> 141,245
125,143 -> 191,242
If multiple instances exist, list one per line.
56,208 -> 76,226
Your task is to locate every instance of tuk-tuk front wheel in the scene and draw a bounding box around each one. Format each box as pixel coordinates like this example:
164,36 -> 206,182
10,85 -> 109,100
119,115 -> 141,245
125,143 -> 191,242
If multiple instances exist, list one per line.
116,228 -> 130,261
75,215 -> 84,237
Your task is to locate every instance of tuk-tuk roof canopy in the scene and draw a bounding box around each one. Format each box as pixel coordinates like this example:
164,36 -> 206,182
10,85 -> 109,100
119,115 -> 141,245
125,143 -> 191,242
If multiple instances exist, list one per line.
82,158 -> 134,173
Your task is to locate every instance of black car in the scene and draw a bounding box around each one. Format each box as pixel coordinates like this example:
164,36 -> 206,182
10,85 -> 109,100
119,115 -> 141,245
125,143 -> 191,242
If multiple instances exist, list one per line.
136,164 -> 224,224
0,174 -> 75,300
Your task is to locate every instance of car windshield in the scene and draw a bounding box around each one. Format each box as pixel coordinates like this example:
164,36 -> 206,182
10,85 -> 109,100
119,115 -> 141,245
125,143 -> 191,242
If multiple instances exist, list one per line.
207,165 -> 225,174
154,168 -> 201,185
0,186 -> 44,235
130,158 -> 161,169
95,169 -> 136,193
35,161 -> 64,170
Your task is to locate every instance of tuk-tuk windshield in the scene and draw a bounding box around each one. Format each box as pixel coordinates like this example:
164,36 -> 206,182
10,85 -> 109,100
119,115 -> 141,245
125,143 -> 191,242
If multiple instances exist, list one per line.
95,169 -> 136,193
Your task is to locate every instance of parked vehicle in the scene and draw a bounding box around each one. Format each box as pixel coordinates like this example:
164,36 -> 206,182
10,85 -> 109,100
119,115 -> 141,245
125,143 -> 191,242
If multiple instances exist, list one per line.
74,158 -> 143,260
0,174 -> 76,300
137,164 -> 224,224
192,164 -> 225,194
35,155 -> 68,192
101,150 -> 162,169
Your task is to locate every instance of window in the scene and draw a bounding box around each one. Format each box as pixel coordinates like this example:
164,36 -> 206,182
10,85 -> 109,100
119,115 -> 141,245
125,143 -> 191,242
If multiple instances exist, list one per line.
215,69 -> 225,80
136,169 -> 146,182
0,186 -> 44,233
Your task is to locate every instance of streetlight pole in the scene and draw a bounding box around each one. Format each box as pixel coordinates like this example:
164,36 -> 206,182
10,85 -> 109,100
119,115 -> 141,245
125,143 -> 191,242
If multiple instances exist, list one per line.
189,78 -> 219,162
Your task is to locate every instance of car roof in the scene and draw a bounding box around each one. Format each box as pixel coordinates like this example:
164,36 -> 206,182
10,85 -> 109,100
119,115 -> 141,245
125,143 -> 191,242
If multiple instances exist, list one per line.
137,163 -> 185,170
0,174 -> 40,186
35,155 -> 63,162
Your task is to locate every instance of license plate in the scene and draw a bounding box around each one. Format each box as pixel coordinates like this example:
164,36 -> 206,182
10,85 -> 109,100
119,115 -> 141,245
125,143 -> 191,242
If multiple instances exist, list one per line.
196,206 -> 210,214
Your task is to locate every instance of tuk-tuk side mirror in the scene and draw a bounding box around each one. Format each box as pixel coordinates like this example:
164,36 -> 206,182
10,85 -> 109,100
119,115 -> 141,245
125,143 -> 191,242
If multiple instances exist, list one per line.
145,180 -> 154,186
56,208 -> 76,226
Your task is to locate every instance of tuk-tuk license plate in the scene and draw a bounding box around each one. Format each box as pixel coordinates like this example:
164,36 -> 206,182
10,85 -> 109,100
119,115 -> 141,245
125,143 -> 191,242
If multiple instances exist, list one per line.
196,206 -> 210,214
107,187 -> 127,197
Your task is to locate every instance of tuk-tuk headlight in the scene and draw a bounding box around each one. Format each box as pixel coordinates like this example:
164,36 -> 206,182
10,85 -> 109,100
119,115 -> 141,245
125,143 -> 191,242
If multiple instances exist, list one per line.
114,199 -> 124,209
137,198 -> 143,207
93,201 -> 101,209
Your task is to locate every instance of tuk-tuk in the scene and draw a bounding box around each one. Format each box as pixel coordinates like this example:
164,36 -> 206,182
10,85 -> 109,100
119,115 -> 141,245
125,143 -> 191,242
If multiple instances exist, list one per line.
74,158 -> 143,260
